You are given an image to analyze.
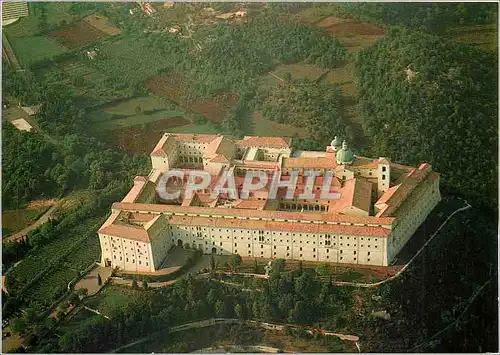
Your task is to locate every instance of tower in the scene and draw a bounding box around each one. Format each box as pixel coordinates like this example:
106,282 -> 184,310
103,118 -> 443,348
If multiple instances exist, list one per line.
377,157 -> 391,197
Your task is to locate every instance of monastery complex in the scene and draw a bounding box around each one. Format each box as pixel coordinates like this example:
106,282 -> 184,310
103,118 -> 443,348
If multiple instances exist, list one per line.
98,133 -> 441,273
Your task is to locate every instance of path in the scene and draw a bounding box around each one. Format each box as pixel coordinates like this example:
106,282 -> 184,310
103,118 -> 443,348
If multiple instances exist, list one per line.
6,203 -> 59,243
332,197 -> 472,288
2,32 -> 21,70
110,318 -> 359,353
83,305 -> 110,320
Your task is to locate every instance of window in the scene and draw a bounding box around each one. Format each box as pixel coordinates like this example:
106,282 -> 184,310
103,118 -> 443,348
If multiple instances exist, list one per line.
382,174 -> 386,180
300,247 -> 302,251
235,243 -> 237,246
313,248 -> 316,252
382,166 -> 386,172
248,244 -> 251,247
367,251 -> 371,256
367,258 -> 371,262
261,245 -> 264,248
340,250 -> 343,254
353,251 -> 356,255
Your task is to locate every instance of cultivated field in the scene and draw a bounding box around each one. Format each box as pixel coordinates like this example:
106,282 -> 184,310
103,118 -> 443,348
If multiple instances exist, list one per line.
89,96 -> 188,130
81,14 -> 121,36
145,74 -> 239,123
47,21 -> 107,49
100,117 -> 190,154
35,58 -> 131,107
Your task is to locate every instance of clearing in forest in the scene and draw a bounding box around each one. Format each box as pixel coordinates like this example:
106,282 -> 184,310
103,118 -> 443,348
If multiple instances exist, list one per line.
100,117 -> 190,154
145,74 -> 238,123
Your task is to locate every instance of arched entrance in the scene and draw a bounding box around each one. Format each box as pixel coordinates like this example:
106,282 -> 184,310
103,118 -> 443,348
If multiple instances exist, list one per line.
177,239 -> 183,247
211,247 -> 217,254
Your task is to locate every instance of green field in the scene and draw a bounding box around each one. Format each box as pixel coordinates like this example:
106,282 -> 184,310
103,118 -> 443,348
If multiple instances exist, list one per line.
57,308 -> 101,334
9,36 -> 68,67
2,206 -> 48,237
85,285 -> 142,316
89,96 -> 187,130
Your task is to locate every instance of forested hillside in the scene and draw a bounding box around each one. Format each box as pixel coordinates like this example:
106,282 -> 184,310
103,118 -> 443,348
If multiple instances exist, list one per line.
353,27 -> 497,210
328,3 -> 497,33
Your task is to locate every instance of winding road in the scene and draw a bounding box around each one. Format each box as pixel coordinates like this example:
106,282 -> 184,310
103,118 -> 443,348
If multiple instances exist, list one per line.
110,318 -> 360,353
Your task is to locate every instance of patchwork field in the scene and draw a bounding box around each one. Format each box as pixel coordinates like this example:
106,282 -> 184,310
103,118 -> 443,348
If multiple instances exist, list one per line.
47,21 -> 107,49
81,14 -> 121,36
145,74 -> 239,123
89,96 -> 187,130
35,58 -> 131,107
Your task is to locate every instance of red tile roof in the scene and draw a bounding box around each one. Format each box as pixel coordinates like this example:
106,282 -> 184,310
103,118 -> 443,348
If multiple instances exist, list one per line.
99,224 -> 150,243
111,202 -> 395,225
168,215 -> 391,237
237,136 -> 291,148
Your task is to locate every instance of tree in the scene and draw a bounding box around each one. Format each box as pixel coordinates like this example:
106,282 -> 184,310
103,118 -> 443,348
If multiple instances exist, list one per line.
131,280 -> 139,289
142,280 -> 149,290
215,299 -> 225,317
76,288 -> 88,298
10,317 -> 26,334
210,254 -> 218,274
253,259 -> 259,274
271,258 -> 286,275
97,273 -> 102,286
315,263 -> 331,277
234,303 -> 244,319
228,254 -> 242,273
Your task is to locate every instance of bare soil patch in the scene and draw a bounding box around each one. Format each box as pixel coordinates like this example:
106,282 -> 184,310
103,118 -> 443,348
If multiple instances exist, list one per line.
103,116 -> 190,154
81,14 -> 121,36
47,21 -> 107,49
26,199 -> 57,209
318,16 -> 385,36
144,74 -> 238,123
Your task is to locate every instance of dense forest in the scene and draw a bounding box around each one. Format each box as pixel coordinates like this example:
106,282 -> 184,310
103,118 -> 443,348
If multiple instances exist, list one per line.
259,79 -> 349,144
353,27 -> 497,211
328,3 -> 497,33
33,267 -> 358,353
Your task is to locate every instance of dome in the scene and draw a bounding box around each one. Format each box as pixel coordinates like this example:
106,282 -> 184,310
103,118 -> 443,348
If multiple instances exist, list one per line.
335,141 -> 355,165
330,136 -> 342,148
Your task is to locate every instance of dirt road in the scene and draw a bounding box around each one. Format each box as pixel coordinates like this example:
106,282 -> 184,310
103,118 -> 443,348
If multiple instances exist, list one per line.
6,204 -> 58,243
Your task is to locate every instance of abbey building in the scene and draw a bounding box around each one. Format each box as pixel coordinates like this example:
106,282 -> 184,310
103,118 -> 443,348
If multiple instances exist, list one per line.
98,133 -> 441,273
